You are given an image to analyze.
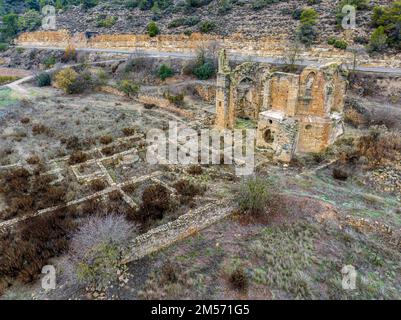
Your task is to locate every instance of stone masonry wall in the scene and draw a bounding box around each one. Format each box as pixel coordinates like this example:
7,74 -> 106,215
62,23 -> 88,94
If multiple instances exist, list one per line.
16,31 -> 401,68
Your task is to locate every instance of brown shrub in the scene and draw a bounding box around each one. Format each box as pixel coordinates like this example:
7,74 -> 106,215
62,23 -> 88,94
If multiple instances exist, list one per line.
108,190 -> 123,201
122,183 -> 136,194
369,108 -> 401,130
32,124 -> 49,136
101,146 -> 115,156
161,260 -> 179,284
122,127 -> 136,136
356,128 -> 401,166
140,184 -> 171,221
78,198 -> 102,216
187,165 -> 203,175
173,179 -> 204,199
229,267 -> 249,292
10,196 -> 34,212
0,212 -> 76,285
26,155 -> 40,165
344,108 -> 368,128
99,135 -> 113,145
68,151 -> 88,165
332,166 -> 349,181
90,179 -> 107,192
37,186 -> 66,209
1,168 -> 31,194
64,136 -> 82,150
20,117 -> 30,124
144,103 -> 156,110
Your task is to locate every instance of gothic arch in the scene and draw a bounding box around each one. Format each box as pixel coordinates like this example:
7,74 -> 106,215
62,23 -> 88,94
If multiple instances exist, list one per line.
303,72 -> 316,98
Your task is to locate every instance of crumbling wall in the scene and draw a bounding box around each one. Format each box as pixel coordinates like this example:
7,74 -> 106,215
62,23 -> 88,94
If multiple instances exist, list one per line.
269,72 -> 299,117
257,111 -> 298,162
296,118 -> 332,153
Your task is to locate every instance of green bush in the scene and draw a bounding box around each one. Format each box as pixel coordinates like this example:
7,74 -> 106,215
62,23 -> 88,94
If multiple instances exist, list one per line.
368,26 -> 388,52
0,43 -> 8,52
252,0 -> 281,11
292,8 -> 303,20
158,64 -> 173,80
199,20 -> 216,33
125,0 -> 139,8
333,39 -> 348,50
36,73 -> 51,87
147,21 -> 160,37
218,0 -> 232,14
237,177 -> 271,215
43,56 -> 56,69
96,16 -> 117,28
193,61 -> 215,80
168,16 -> 200,28
300,7 -> 318,26
327,37 -> 336,45
185,0 -> 212,8
328,38 -> 348,50
118,79 -> 140,97
163,91 -> 184,106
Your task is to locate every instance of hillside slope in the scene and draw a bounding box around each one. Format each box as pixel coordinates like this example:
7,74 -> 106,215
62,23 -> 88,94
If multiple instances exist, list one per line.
53,0 -> 392,42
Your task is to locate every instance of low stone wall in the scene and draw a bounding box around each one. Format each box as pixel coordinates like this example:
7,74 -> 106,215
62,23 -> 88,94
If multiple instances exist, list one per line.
97,85 -> 194,118
123,201 -> 232,263
138,95 -> 194,119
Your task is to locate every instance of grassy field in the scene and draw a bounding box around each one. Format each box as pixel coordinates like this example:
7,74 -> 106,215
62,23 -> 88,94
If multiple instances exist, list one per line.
0,88 -> 18,109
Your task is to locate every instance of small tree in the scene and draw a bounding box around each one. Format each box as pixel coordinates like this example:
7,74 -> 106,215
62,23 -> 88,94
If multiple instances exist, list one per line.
297,8 -> 318,46
281,41 -> 304,72
2,13 -> 19,40
147,21 -> 160,37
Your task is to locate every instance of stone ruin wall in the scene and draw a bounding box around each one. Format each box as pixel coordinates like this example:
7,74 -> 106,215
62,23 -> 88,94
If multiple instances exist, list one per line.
16,30 -> 401,68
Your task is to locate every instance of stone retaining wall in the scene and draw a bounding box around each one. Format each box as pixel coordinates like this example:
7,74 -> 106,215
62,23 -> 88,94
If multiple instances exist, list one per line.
16,31 -> 401,69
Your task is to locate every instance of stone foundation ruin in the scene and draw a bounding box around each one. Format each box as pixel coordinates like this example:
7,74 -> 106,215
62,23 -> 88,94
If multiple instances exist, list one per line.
215,50 -> 348,162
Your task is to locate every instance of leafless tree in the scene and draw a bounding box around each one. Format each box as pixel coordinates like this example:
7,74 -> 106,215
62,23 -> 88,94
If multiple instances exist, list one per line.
281,41 -> 304,73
